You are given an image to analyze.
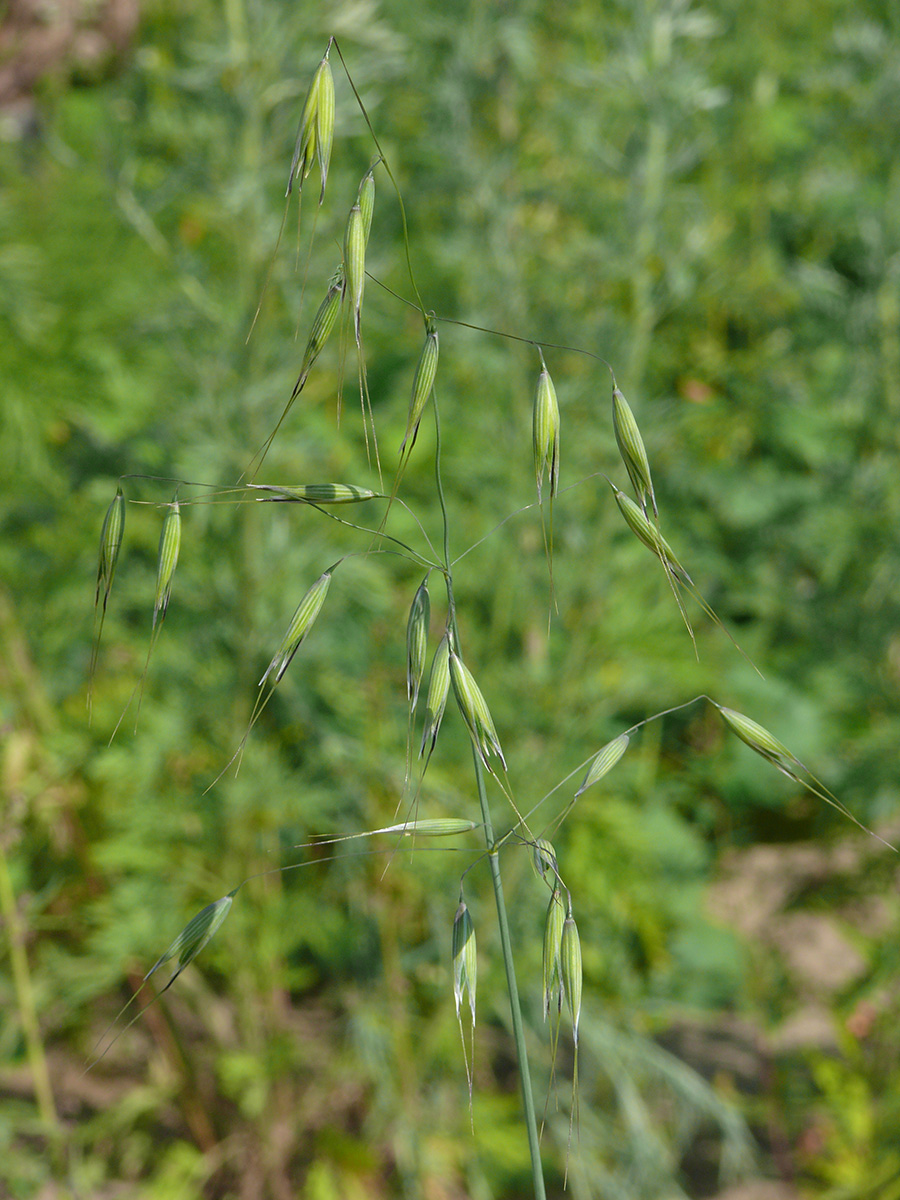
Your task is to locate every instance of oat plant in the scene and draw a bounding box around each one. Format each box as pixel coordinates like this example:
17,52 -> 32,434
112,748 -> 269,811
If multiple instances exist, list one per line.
88,40 -> 895,1197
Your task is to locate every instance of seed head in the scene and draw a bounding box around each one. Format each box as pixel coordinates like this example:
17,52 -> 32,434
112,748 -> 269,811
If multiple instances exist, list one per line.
715,704 -> 793,769
401,318 -> 439,458
576,732 -> 630,798
449,651 -> 507,771
344,203 -> 366,346
148,893 -> 235,979
452,901 -> 477,1027
248,483 -> 375,504
612,485 -> 691,585
612,383 -> 656,518
560,904 -> 583,1044
313,54 -> 335,204
542,888 -> 566,1020
153,500 -> 181,630
294,265 -> 344,394
261,569 -> 332,686
419,633 -> 451,758
358,168 -> 376,246
533,362 -> 560,501
531,838 -> 558,886
96,486 -> 125,612
406,578 -> 431,712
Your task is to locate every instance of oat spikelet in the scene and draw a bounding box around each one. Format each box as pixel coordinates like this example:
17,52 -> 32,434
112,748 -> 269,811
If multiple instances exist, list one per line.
261,569 -> 332,686
452,899 -> 477,1113
286,51 -> 333,200
419,633 -> 451,761
612,381 -> 657,518
531,838 -> 558,887
292,265 -> 344,398
449,651 -> 507,772
575,733 -> 630,798
313,53 -> 335,204
713,701 -> 895,849
533,360 -> 560,503
358,167 -> 376,247
153,500 -> 182,631
400,317 -> 439,460
406,577 -> 431,714
86,890 -> 237,1071
542,887 -> 565,1021
248,483 -> 376,504
89,486 -> 126,713
344,202 -> 365,349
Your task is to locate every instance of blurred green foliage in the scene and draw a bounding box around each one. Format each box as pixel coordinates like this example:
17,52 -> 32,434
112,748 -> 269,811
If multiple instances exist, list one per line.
2,0 -> 900,1196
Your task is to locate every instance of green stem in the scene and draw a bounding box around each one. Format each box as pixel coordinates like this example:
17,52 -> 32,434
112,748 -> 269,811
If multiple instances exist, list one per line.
433,401 -> 546,1199
0,842 -> 57,1129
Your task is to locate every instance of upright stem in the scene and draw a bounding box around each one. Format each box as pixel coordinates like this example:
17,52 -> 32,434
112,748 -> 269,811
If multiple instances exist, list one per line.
433,401 -> 547,1199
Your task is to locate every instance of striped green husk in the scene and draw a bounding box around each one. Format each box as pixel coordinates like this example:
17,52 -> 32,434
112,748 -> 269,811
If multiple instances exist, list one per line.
575,732 -> 630,798
153,501 -> 181,629
419,633 -> 451,758
531,838 -> 558,886
313,55 -> 334,204
293,265 -> 344,396
452,901 -> 477,1025
715,704 -> 792,766
344,203 -> 366,345
560,907 -> 583,1043
384,818 -> 477,837
96,486 -> 125,611
358,169 -> 375,246
286,52 -> 333,198
612,384 -> 656,517
406,578 -> 431,711
262,569 -> 332,685
533,363 -> 560,501
542,888 -> 566,1020
613,486 -> 691,584
401,318 -> 439,457
148,894 -> 235,978
248,483 -> 376,504
449,651 -> 506,771
286,67 -> 320,195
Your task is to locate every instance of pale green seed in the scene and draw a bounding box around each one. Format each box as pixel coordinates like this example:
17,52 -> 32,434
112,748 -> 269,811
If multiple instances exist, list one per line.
401,318 -> 439,457
575,732 -> 630,798
406,578 -> 431,712
612,486 -> 692,584
715,704 -> 793,765
248,483 -> 376,504
313,55 -> 335,204
449,651 -> 506,771
286,61 -> 321,196
384,818 -> 477,838
452,901 -> 477,1026
560,906 -> 583,1044
96,486 -> 125,612
293,265 -> 344,395
153,501 -> 181,630
531,838 -> 558,886
262,569 -> 332,685
358,169 -> 375,247
533,364 -> 560,501
419,633 -> 451,758
542,888 -> 566,1020
344,203 -> 365,346
612,383 -> 656,517
148,893 -> 235,979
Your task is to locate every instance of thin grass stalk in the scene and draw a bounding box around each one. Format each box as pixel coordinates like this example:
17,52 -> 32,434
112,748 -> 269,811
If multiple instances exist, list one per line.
433,399 -> 547,1199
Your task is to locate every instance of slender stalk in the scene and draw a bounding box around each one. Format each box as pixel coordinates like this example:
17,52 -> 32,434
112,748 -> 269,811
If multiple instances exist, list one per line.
433,400 -> 546,1198
0,842 -> 57,1129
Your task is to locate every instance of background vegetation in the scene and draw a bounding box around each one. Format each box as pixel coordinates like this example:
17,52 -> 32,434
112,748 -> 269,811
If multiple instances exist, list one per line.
2,0 -> 899,1196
